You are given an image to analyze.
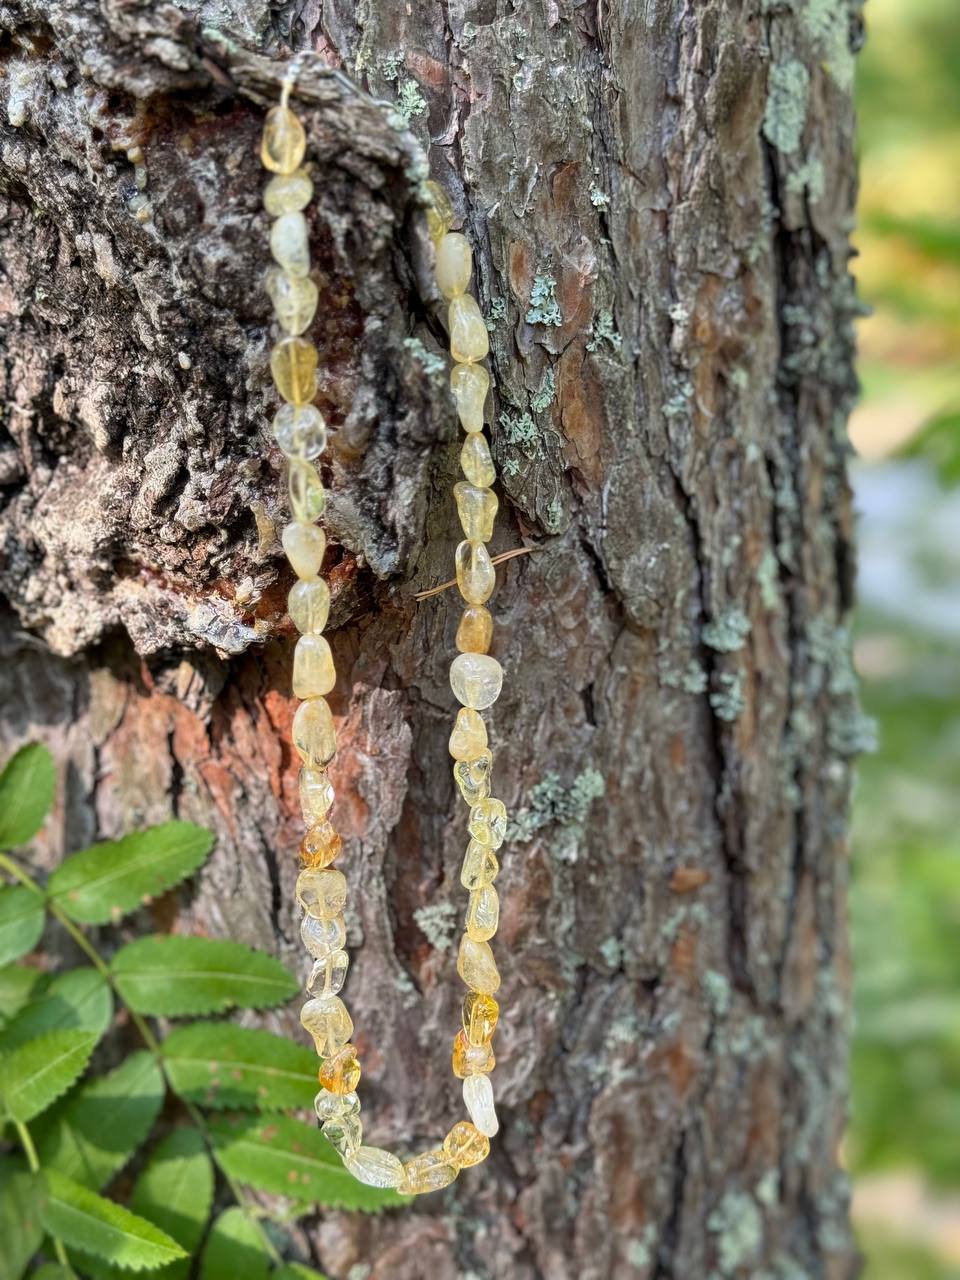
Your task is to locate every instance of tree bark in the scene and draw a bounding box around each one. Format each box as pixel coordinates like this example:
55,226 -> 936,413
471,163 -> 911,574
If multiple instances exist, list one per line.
0,1 -> 867,1277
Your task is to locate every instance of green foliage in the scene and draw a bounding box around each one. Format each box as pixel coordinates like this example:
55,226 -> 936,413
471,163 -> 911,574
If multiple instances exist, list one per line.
110,936 -> 298,1016
200,1208 -> 271,1280
0,1157 -> 44,1279
41,1169 -> 186,1271
0,743 -> 57,850
0,968 -> 112,1052
161,1023 -> 318,1111
0,1030 -> 98,1123
0,886 -> 45,967
897,408 -> 960,487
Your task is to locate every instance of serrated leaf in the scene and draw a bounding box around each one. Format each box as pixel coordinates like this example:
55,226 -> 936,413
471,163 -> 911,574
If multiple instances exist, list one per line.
209,1114 -> 408,1211
200,1208 -> 270,1280
0,743 -> 56,849
161,1023 -> 317,1111
273,1265 -> 331,1280
33,1051 -> 164,1190
0,1156 -> 44,1280
0,964 -> 43,1025
0,1030 -> 97,1122
132,1129 -> 214,1270
48,822 -> 214,926
32,1267 -> 75,1280
0,886 -> 45,968
0,967 -> 112,1052
40,1169 -> 187,1272
111,936 -> 297,1017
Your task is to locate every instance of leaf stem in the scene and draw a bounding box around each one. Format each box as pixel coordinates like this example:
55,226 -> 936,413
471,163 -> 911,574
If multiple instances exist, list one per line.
13,1117 -> 74,1274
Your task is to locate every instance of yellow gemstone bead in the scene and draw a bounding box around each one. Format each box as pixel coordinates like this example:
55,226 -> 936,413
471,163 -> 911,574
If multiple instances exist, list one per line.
288,459 -> 326,523
454,483 -> 498,542
282,521 -> 326,580
463,1073 -> 499,1136
345,1146 -> 404,1188
460,840 -> 499,891
318,1043 -> 361,1094
264,168 -> 313,215
296,867 -> 347,920
299,767 -> 335,823
463,992 -> 499,1045
465,884 -> 499,942
450,363 -> 489,432
270,211 -> 310,276
457,935 -> 500,993
456,605 -> 493,655
450,653 -> 503,710
468,798 -> 508,849
293,634 -> 336,698
398,1149 -> 458,1196
266,267 -> 318,335
455,540 -> 495,606
301,913 -> 346,960
261,105 -> 307,174
288,579 -> 331,634
271,336 -> 317,404
443,1120 -> 490,1169
453,752 -> 493,806
322,1109 -> 363,1158
307,948 -> 349,997
435,232 -> 472,299
460,434 -> 496,487
452,1028 -> 495,1078
448,707 -> 488,761
300,994 -> 353,1056
273,403 -> 327,457
425,180 -> 453,242
300,820 -> 342,868
293,697 -> 336,767
449,294 -> 489,363
314,1088 -> 359,1124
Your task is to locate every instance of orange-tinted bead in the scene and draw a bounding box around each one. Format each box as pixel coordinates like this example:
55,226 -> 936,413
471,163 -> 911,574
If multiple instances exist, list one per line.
462,992 -> 499,1046
300,821 -> 343,868
451,1028 -> 495,1078
318,1043 -> 361,1094
443,1120 -> 490,1169
456,605 -> 493,654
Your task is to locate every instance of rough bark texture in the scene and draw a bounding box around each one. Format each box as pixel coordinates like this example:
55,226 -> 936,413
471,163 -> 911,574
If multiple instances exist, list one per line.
0,1 -> 868,1277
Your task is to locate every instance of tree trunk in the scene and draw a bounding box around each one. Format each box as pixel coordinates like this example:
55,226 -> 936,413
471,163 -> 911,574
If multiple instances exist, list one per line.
0,1 -> 866,1276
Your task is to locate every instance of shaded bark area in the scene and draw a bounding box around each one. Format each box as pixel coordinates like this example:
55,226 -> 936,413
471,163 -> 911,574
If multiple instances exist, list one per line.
0,2 -> 867,1277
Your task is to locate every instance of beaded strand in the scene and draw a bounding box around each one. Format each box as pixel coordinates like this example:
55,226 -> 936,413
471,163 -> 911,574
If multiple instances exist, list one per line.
260,75 -> 505,1194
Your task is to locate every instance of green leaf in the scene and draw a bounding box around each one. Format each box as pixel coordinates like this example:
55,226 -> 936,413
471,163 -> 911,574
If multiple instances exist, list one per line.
0,967 -> 112,1052
161,1023 -> 317,1111
0,886 -> 45,967
40,1169 -> 187,1272
200,1208 -> 271,1280
111,936 -> 298,1017
0,1156 -> 44,1280
0,743 -> 56,849
0,963 -> 43,1025
273,1266 -> 331,1280
47,821 -> 214,926
210,1114 -> 408,1211
0,1030 -> 97,1123
33,1051 -> 164,1190
132,1129 -> 214,1260
32,1267 -> 75,1280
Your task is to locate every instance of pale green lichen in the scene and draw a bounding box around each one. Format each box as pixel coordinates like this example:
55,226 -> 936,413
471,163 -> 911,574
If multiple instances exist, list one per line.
626,1224 -> 657,1267
786,156 -> 826,201
711,672 -> 746,722
763,60 -> 810,154
758,550 -> 781,610
395,78 -> 428,125
756,1170 -> 780,1207
804,0 -> 855,91
380,50 -> 404,81
526,272 -> 563,326
589,182 -> 610,209
485,296 -> 507,331
402,337 -> 446,378
663,659 -> 709,695
707,1191 -> 763,1275
703,608 -> 751,653
413,902 -> 458,952
703,969 -> 731,1017
586,310 -> 623,353
599,936 -> 623,968
662,381 -> 693,419
511,768 -> 606,843
498,410 -> 538,455
531,366 -> 556,413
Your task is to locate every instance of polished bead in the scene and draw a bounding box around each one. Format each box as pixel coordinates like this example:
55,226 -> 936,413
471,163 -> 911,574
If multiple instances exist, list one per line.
453,752 -> 492,806
271,336 -> 317,404
346,1145 -> 405,1188
288,459 -> 326,522
463,992 -> 499,1046
452,1028 -> 495,1078
282,521 -> 326,580
314,1087 -> 359,1123
454,483 -> 498,542
456,605 -> 493,655
261,106 -> 306,174
443,1121 -> 490,1169
398,1149 -> 458,1196
318,1043 -> 361,1094
465,884 -> 499,942
323,1109 -> 363,1157
299,767 -> 335,823
293,634 -> 336,698
450,363 -> 489,432
449,294 -> 489,363
457,935 -> 500,994
448,707 -> 488,761
300,820 -> 341,870
273,402 -> 327,457
296,867 -> 347,920
264,168 -> 313,215
301,913 -> 346,960
269,211 -> 310,276
307,948 -> 349,996
435,232 -> 472,299
463,1073 -> 499,1137
450,653 -> 503,710
293,697 -> 336,767
468,798 -> 508,849
288,579 -> 331,634
265,267 -> 318,336
460,434 -> 496,487
460,840 -> 499,891
425,180 -> 453,242
300,994 -> 353,1056
455,540 -> 495,606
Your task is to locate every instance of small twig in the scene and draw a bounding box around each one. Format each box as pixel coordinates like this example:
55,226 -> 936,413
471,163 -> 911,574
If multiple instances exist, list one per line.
13,1117 -> 74,1274
414,546 -> 538,601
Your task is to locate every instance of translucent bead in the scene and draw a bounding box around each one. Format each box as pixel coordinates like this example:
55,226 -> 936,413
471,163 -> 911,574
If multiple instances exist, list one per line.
314,1088 -> 359,1124
450,653 -> 503,710
452,1028 -> 495,1078
450,363 -> 489,432
455,540 -> 495,606
463,1073 -> 499,1137
468,798 -> 508,850
263,168 -> 313,215
460,840 -> 499,891
273,403 -> 327,457
448,707 -> 488,761
435,232 -> 472,299
300,994 -> 353,1055
301,913 -> 347,960
271,336 -> 317,404
443,1120 -> 490,1169
307,948 -> 349,996
345,1145 -> 404,1189
293,697 -> 336,767
282,521 -> 326,580
465,884 -> 499,942
318,1043 -> 361,1094
296,867 -> 347,920
456,606 -> 493,655
460,434 -> 496,487
457,935 -> 500,994
454,483 -> 498,542
288,579 -> 331,634
300,820 -> 342,868
449,295 -> 489,363
463,992 -> 499,1045
261,105 -> 307,174
299,767 -> 335,823
266,268 -> 318,336
270,211 -> 310,276
293,634 -> 336,698
398,1149 -> 458,1196
425,180 -> 453,242
288,459 -> 326,522
453,752 -> 492,806
323,1109 -> 363,1157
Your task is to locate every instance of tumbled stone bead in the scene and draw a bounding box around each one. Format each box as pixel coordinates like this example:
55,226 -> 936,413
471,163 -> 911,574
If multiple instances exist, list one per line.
425,180 -> 453,242
345,1145 -> 404,1189
448,707 -> 488,761
293,634 -> 336,698
288,459 -> 326,522
460,434 -> 496,487
273,403 -> 327,457
318,1043 -> 361,1094
293,697 -> 336,767
300,994 -> 353,1056
460,840 -> 499,891
261,105 -> 306,174
468,798 -> 508,850
455,540 -> 495,606
398,1149 -> 458,1196
457,935 -> 500,994
456,605 -> 493,655
296,867 -> 347,920
453,752 -> 492,806
282,521 -> 326,580
450,363 -> 489,432
299,767 -> 335,823
307,948 -> 349,996
465,884 -> 499,942
323,1110 -> 363,1157
450,653 -> 503,710
435,232 -> 472,299
264,168 -> 313,215
300,820 -> 342,868
454,482 -> 498,542
463,992 -> 499,1045
266,267 -> 318,336
449,294 -> 489,363
270,211 -> 310,276
443,1120 -> 490,1169
452,1028 -> 495,1078
288,579 -> 331,634
271,336 -> 317,404
463,1073 -> 499,1137
301,913 -> 347,960
314,1087 -> 359,1124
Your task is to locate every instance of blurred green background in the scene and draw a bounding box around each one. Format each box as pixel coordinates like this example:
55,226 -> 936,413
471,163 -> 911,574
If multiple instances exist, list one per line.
849,0 -> 960,1275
